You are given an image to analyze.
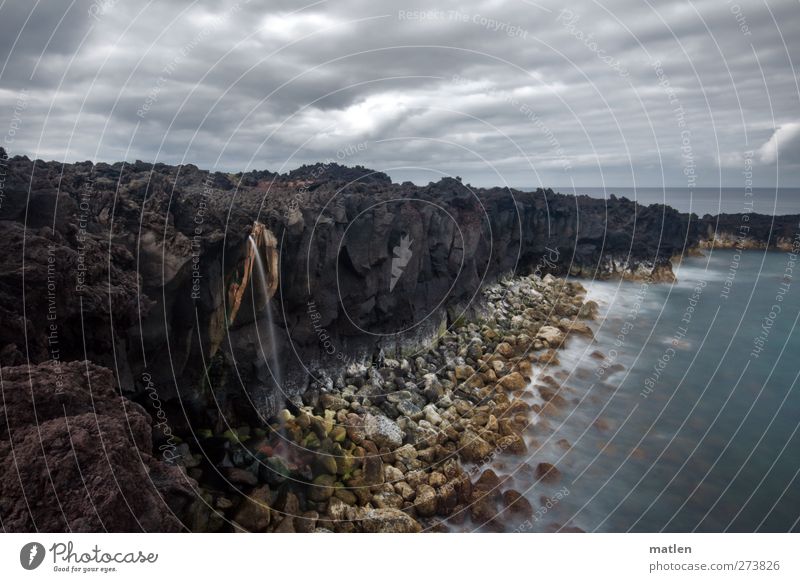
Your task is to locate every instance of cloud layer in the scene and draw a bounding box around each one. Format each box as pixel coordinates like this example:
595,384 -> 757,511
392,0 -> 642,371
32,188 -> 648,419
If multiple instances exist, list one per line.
1,0 -> 798,188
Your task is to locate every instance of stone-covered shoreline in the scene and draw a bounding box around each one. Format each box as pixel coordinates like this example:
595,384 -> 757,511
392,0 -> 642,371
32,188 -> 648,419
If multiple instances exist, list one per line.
181,272 -> 597,533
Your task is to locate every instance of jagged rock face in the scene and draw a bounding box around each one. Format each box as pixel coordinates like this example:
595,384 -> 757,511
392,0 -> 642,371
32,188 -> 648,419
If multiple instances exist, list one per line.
0,153 -> 791,420
698,213 -> 800,250
0,361 -> 195,532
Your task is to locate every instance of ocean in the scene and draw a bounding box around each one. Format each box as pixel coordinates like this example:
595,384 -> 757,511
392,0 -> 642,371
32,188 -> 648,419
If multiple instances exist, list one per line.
506,248 -> 800,532
543,187 -> 800,216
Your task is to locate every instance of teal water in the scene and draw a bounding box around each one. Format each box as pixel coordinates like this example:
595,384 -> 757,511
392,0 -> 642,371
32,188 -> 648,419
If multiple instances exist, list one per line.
512,248 -> 800,532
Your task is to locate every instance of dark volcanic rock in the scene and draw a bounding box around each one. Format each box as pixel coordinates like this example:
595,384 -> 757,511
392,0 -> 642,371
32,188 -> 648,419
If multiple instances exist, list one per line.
0,361 -> 195,532
0,152 -> 795,425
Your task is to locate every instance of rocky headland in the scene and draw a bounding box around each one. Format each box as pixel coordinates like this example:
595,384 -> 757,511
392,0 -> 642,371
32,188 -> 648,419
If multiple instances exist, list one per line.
1,146 -> 797,531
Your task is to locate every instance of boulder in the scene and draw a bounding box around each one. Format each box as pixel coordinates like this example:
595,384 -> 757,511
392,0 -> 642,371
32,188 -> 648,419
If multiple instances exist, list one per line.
502,490 -> 534,519
535,462 -> 562,484
363,413 -> 404,449
0,361 -> 194,532
415,484 -> 438,517
457,430 -> 494,463
499,372 -> 528,391
234,485 -> 272,531
308,474 -> 337,502
361,509 -> 422,533
536,326 -> 565,345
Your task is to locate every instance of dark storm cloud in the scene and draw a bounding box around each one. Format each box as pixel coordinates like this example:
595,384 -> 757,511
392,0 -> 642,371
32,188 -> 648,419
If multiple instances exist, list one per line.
1,0 -> 798,187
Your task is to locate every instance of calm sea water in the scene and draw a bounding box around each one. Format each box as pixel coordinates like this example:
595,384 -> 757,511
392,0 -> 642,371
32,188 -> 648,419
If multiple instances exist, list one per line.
500,249 -> 800,532
544,187 -> 800,216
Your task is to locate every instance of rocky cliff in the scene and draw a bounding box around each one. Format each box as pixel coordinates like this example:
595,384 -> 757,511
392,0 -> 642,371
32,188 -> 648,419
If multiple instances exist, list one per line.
3,147 -> 799,531
0,147 -> 795,427
697,212 -> 800,250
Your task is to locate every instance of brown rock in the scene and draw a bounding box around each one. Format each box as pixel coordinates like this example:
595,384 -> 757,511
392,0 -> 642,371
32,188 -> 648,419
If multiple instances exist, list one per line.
308,474 -> 337,502
373,491 -> 404,510
496,342 -> 515,358
428,471 -> 447,488
327,497 -> 350,521
457,430 -> 494,463
536,326 -> 565,345
361,508 -> 422,533
535,462 -> 561,484
345,413 -> 366,444
502,489 -> 533,519
415,484 -> 438,517
474,469 -> 503,492
395,481 -> 416,501
499,371 -> 528,391
274,516 -> 295,532
497,433 -> 527,455
362,453 -> 385,486
226,467 -> 258,487
0,361 -> 194,532
295,511 -> 319,533
437,482 -> 459,516
455,365 -> 476,381
234,485 -> 272,531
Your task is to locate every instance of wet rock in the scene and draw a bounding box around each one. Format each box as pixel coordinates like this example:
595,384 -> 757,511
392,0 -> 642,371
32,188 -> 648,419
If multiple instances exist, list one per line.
497,433 -> 527,455
499,372 -> 528,392
423,404 -> 443,425
536,326 -> 565,345
362,453 -> 385,486
457,430 -> 493,463
428,471 -> 447,488
579,301 -> 599,319
396,399 -> 423,419
496,342 -> 515,358
415,484 -> 438,517
535,462 -> 561,484
474,469 -> 503,491
395,481 -> 416,501
466,341 -> 484,360
316,452 -> 339,476
373,491 -> 404,510
345,413 -> 367,444
394,444 -> 419,464
334,488 -> 358,505
274,516 -> 296,532
560,319 -> 594,337
308,474 -> 337,502
436,482 -> 459,515
329,425 -> 347,442
470,495 -> 498,526
259,456 -> 291,485
295,511 -> 319,533
502,490 -> 533,519
226,467 -> 259,487
234,485 -> 272,531
384,464 -> 404,482
327,497 -> 351,522
361,509 -> 422,533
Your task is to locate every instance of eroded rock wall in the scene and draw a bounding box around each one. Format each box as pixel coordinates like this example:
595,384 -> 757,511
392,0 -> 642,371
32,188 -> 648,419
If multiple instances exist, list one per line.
0,149 -> 792,422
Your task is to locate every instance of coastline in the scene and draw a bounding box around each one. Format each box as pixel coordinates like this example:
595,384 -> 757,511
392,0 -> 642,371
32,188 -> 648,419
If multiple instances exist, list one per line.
187,243 -> 797,533
179,271 -> 598,532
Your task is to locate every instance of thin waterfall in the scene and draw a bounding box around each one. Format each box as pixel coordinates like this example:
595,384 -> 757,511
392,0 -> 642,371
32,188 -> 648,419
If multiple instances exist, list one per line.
248,235 -> 282,387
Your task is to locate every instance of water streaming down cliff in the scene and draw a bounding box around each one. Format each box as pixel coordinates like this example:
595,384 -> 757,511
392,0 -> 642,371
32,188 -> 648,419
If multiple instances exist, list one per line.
249,235 -> 283,389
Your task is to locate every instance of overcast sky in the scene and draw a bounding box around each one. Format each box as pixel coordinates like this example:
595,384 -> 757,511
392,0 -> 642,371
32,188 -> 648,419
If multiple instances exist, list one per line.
1,0 -> 798,188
